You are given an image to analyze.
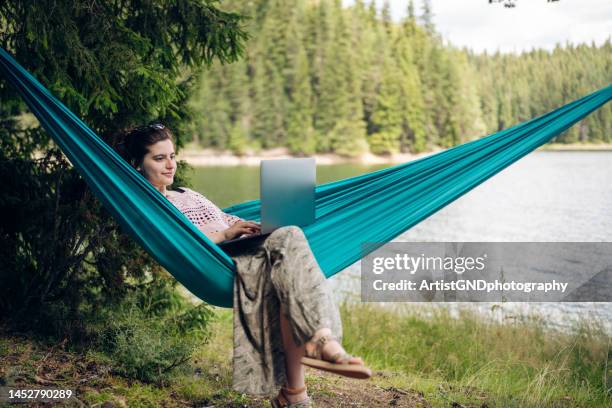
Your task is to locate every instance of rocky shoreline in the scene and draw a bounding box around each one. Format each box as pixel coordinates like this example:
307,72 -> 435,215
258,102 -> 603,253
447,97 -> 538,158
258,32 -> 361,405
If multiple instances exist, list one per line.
178,143 -> 612,166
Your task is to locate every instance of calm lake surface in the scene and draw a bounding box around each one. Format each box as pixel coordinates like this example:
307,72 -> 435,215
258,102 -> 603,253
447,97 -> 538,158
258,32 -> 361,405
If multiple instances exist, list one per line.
187,151 -> 612,333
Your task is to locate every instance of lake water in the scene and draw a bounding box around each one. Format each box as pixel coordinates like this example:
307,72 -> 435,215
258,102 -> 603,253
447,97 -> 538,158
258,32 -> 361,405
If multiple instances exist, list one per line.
188,151 -> 612,334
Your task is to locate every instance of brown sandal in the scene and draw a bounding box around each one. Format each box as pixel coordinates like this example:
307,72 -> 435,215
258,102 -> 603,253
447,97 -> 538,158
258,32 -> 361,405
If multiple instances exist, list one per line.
270,385 -> 311,408
301,334 -> 372,379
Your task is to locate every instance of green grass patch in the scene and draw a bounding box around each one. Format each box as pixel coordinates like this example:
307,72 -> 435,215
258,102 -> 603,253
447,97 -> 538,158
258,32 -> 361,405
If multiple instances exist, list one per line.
340,302 -> 611,407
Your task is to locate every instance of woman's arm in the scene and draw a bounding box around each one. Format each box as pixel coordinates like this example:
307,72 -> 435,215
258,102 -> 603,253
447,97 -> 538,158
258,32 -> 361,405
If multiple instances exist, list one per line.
205,221 -> 260,244
207,230 -> 228,244
167,189 -> 258,244
222,212 -> 243,226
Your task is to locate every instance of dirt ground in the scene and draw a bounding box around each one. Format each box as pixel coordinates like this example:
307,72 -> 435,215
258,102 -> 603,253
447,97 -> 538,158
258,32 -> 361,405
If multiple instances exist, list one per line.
300,368 -> 433,408
0,341 -> 432,408
0,333 -> 493,408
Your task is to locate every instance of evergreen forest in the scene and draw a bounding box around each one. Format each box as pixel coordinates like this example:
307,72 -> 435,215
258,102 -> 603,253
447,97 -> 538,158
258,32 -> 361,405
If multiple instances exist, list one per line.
190,0 -> 611,156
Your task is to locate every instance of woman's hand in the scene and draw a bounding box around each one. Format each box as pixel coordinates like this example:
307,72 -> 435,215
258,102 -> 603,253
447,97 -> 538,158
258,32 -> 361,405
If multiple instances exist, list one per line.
223,220 -> 261,241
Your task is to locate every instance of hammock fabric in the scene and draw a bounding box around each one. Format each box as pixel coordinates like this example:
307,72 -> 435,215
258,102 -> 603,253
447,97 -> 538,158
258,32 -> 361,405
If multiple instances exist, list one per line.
1,47 -> 610,308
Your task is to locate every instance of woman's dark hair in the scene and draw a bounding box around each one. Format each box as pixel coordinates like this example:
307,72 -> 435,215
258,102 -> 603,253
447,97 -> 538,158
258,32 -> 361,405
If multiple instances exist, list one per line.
116,123 -> 174,169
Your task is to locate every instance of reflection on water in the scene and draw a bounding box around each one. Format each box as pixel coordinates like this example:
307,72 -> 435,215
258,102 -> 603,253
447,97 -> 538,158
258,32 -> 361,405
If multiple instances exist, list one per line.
187,162 -> 389,208
188,151 -> 612,333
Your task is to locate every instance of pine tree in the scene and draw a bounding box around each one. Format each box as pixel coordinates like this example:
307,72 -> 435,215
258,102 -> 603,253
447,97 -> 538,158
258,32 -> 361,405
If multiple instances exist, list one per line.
369,30 -> 403,154
251,58 -> 286,148
420,0 -> 436,36
328,0 -> 368,157
359,0 -> 384,142
396,16 -> 427,152
310,0 -> 337,151
286,5 -> 316,154
190,66 -> 232,147
0,0 -> 247,327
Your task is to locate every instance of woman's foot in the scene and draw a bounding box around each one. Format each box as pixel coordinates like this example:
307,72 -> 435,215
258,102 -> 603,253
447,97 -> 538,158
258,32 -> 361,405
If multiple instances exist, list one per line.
271,385 -> 311,407
305,331 -> 363,365
301,329 -> 371,379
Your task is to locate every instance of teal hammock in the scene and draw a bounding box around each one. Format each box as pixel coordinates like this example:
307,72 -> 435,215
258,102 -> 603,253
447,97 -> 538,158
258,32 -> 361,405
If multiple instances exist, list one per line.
1,47 -> 610,308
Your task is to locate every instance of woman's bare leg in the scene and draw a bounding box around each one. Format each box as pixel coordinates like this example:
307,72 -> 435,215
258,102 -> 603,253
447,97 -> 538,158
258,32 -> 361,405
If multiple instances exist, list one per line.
279,308 -> 308,403
279,308 -> 365,403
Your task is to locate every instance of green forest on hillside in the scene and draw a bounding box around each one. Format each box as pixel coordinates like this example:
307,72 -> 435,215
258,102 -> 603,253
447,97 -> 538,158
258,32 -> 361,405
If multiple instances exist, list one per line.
190,0 -> 611,156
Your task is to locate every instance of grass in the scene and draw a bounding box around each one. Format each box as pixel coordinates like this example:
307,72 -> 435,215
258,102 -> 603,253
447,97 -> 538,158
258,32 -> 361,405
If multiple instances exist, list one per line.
1,302 -> 610,407
340,302 -> 611,407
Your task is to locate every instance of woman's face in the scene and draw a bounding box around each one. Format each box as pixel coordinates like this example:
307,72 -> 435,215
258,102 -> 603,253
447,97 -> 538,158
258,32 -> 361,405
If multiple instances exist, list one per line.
137,139 -> 176,188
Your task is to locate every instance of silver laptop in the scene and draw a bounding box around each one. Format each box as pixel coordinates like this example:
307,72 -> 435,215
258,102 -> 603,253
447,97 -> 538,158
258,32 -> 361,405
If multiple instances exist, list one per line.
218,158 -> 316,251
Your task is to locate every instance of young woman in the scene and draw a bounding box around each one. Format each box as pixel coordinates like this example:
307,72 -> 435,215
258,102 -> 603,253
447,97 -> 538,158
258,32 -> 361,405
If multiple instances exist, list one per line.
117,123 -> 371,407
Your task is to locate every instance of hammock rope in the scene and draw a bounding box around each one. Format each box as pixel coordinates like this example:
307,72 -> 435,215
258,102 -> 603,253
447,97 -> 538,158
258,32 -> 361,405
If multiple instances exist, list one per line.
1,47 -> 610,307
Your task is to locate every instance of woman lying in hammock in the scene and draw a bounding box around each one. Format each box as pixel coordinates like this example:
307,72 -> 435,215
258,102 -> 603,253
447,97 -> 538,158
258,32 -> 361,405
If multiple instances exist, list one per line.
117,123 -> 371,407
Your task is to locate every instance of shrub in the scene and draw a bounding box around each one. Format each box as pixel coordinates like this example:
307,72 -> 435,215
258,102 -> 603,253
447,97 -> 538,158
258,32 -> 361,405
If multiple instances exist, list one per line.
98,280 -> 215,385
0,0 -> 246,340
0,151 -> 168,340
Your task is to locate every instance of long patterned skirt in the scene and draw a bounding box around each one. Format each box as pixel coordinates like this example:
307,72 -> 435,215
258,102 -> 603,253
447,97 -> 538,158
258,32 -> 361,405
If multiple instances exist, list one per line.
227,226 -> 343,397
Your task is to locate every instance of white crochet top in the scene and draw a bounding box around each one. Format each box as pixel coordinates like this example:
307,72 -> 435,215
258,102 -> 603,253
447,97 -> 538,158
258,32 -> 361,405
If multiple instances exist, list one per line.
165,187 -> 243,236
